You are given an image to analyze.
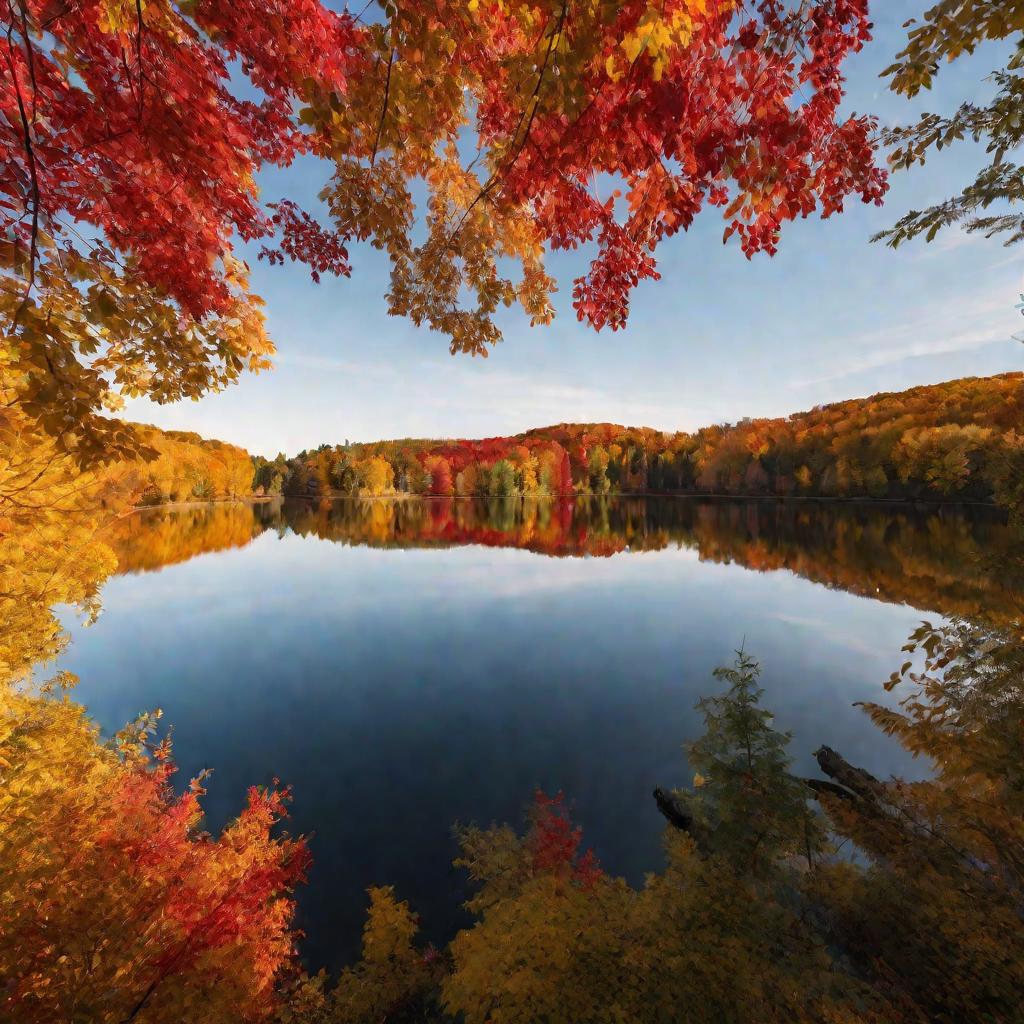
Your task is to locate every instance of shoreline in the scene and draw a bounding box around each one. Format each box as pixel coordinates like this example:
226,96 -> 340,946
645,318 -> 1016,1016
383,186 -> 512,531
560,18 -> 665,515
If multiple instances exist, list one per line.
120,495 -> 280,518
128,492 -> 1005,515
274,492 -> 1004,511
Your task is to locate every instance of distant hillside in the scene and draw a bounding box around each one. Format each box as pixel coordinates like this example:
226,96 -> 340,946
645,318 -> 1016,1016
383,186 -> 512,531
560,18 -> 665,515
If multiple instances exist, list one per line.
263,374 -> 1023,510
101,423 -> 255,506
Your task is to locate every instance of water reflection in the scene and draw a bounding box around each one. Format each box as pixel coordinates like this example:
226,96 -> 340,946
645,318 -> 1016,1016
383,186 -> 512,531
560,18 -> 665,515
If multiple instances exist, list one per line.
108,496 -> 1021,623
16,493 -> 1024,1015
42,496 -> 1024,987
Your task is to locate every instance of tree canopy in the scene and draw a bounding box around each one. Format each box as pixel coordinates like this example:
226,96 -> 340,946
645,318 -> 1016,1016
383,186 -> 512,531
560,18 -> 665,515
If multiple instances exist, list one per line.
1,0 -> 887,460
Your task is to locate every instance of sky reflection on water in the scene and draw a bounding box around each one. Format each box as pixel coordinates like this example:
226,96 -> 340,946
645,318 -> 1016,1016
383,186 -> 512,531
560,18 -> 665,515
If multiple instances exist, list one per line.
61,497 -> 1013,971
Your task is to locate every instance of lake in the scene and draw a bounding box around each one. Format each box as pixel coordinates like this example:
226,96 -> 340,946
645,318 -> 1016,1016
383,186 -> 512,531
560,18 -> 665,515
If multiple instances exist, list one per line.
59,496 -> 1017,973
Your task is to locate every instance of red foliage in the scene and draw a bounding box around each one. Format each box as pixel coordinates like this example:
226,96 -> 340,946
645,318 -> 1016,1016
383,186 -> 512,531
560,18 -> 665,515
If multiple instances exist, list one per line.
557,447 -> 574,498
474,0 -> 887,331
103,761 -> 310,1003
2,0 -> 885,343
529,790 -> 603,891
423,454 -> 454,496
260,200 -> 352,283
0,0 -> 361,318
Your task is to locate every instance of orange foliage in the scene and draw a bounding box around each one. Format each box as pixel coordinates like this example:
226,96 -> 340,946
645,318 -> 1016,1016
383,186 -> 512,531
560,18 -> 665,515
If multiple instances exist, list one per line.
0,692 -> 307,1024
277,375 -> 1024,509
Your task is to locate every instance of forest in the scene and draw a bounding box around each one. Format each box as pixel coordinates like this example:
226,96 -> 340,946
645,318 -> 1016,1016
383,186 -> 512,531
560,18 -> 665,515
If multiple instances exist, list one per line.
262,373 -> 1024,508
2,0 -> 1022,1019
127,427 -> 254,506
51,373 -> 1021,517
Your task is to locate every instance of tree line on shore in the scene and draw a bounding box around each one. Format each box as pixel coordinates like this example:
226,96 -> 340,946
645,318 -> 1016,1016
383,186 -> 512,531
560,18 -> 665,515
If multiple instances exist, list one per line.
255,374 -> 1024,509
76,374 -> 1020,512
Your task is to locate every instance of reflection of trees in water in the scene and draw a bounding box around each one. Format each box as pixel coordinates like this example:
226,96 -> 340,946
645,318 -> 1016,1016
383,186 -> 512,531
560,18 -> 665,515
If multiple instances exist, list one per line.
107,502 -> 271,574
5,491 -> 1023,1022
106,497 -> 1020,626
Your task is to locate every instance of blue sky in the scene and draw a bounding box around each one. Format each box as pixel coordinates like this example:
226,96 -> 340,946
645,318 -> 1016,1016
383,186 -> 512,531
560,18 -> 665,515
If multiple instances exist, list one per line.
126,3 -> 1023,458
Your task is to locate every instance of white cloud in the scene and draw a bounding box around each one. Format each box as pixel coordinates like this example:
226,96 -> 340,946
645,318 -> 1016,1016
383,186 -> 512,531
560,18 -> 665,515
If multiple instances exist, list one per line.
790,280 -> 1022,389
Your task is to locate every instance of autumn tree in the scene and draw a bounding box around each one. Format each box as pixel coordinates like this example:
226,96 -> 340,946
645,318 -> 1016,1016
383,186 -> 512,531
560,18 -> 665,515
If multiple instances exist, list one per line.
892,423 -> 992,495
358,456 -> 394,497
588,445 -> 611,494
0,409 -> 305,1024
267,373 -> 1023,509
329,453 -> 360,496
332,633 -> 1022,1024
423,454 -> 454,497
0,690 -> 308,1024
875,0 -> 1024,249
323,740 -> 892,1024
302,887 -> 444,1024
681,650 -> 825,875
537,444 -> 573,497
0,0 -> 336,460
254,454 -> 289,496
2,0 -> 886,462
809,615 -> 1024,1022
487,459 -> 517,498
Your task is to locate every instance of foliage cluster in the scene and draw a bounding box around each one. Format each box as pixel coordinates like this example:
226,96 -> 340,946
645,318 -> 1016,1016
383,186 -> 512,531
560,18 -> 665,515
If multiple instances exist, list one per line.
1,0 -> 886,462
0,686 -> 308,1024
875,0 -> 1024,249
120,426 -> 255,506
0,412 -> 306,1024
0,403 -> 130,688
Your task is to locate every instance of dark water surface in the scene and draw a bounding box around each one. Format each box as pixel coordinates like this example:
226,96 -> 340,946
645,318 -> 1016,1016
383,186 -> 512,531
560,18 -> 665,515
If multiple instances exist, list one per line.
60,497 -> 1016,972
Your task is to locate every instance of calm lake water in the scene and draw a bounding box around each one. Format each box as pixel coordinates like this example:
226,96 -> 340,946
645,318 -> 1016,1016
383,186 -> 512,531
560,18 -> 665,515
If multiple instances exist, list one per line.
60,496 -> 1016,972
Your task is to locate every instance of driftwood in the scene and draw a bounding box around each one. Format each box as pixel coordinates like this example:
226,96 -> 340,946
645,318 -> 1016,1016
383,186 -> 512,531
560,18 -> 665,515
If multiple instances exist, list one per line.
802,777 -> 859,803
655,747 -> 883,831
653,787 -> 693,832
813,745 -> 885,802
809,747 -> 988,877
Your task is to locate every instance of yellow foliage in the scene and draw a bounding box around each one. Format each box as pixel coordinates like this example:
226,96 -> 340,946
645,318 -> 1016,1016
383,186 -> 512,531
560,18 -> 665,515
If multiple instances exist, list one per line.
325,887 -> 441,1024
0,403 -> 130,689
1,235 -> 272,466
358,456 -> 395,496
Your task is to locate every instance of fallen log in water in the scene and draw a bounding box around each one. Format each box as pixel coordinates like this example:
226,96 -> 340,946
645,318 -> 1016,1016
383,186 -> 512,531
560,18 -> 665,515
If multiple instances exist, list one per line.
653,787 -> 693,833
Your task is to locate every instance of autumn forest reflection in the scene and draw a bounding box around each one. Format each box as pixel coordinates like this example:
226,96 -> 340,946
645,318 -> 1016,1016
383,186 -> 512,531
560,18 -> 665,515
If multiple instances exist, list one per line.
108,496 -> 1021,624
74,492 -> 1024,985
